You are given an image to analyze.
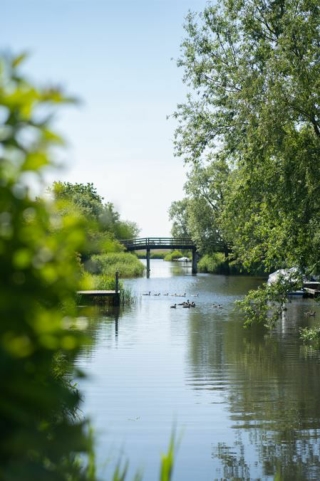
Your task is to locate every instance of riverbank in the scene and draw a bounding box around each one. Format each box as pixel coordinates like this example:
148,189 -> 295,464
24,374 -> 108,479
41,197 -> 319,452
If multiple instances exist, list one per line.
198,253 -> 268,276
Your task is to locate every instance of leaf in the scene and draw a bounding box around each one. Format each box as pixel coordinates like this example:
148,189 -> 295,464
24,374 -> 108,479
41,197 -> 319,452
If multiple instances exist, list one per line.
11,51 -> 29,68
21,151 -> 49,171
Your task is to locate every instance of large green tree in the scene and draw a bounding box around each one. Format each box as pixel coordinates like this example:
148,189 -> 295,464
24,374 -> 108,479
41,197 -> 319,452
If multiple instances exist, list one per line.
173,0 -> 320,273
168,199 -> 191,238
169,157 -> 230,255
52,181 -> 140,259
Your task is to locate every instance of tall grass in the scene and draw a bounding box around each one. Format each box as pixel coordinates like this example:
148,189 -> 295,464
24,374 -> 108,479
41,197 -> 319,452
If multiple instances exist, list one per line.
87,253 -> 145,278
78,272 -> 133,305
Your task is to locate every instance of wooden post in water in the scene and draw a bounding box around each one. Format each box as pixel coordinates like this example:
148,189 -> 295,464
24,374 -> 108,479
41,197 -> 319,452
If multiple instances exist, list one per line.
192,248 -> 197,275
114,271 -> 120,306
146,248 -> 151,278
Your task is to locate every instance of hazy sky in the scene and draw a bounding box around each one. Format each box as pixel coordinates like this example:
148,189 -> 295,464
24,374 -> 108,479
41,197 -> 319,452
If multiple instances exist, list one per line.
3,0 -> 208,236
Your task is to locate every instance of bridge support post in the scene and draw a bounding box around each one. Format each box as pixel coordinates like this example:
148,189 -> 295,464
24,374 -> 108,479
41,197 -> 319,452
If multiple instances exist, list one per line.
192,248 -> 197,275
146,248 -> 151,278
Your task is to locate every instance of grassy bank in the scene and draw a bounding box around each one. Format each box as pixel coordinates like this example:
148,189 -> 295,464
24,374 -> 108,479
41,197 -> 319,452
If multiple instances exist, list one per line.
86,252 -> 145,278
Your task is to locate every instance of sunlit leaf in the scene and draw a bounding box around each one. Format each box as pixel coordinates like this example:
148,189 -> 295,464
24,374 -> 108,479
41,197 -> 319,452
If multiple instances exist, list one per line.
11,52 -> 29,68
21,151 -> 49,171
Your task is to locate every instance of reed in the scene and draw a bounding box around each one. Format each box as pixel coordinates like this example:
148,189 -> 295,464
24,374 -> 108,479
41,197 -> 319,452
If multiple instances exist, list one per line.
87,253 -> 145,278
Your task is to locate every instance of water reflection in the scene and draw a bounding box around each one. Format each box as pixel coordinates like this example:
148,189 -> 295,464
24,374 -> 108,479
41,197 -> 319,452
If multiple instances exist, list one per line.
185,292 -> 320,479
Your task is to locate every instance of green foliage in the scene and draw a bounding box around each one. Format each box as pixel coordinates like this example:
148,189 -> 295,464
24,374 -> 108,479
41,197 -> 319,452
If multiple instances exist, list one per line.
170,0 -> 320,329
168,199 -> 190,238
237,274 -> 302,328
51,181 -> 140,258
198,253 -> 266,275
173,0 -> 320,275
169,159 -> 230,255
198,253 -> 233,274
87,253 -> 145,278
135,251 -> 166,259
0,51 -> 179,481
300,325 -> 320,347
198,253 -> 224,273
0,53 -> 94,479
168,163 -> 233,261
164,250 -> 185,261
79,272 -> 133,305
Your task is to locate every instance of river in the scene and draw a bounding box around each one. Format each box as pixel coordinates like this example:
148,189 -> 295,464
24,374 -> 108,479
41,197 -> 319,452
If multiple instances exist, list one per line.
76,260 -> 320,480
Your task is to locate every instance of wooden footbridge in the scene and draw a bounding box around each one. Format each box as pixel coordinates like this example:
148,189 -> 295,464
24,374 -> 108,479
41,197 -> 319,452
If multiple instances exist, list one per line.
121,237 -> 198,276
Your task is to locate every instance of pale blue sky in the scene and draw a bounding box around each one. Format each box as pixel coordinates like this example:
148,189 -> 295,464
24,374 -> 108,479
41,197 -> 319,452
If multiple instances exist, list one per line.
3,0 -> 208,236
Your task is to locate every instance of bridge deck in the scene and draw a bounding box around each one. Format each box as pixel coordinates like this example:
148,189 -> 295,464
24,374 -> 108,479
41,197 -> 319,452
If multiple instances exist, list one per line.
121,237 -> 196,251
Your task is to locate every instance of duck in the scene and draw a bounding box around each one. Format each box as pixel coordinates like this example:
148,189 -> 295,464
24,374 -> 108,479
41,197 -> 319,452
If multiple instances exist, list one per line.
170,304 -> 177,309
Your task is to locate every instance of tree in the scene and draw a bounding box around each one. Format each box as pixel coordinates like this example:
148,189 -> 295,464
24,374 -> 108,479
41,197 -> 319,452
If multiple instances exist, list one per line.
169,199 -> 191,238
169,158 -> 230,254
184,156 -> 230,254
51,181 -> 140,260
173,0 -> 320,274
0,53 -> 95,479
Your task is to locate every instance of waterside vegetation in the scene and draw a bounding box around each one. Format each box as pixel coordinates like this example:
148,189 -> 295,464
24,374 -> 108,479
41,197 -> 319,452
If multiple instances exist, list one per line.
51,181 -> 145,293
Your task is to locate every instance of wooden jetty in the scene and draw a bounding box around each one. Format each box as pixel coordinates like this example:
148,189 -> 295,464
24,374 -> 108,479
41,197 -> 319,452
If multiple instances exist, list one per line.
77,272 -> 120,306
77,290 -> 120,306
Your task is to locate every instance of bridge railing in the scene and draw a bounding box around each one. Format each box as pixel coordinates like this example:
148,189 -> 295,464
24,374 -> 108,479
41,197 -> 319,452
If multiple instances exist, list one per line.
121,237 -> 195,248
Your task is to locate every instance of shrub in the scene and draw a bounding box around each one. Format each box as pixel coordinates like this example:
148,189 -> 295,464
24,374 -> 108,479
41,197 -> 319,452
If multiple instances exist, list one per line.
164,250 -> 184,261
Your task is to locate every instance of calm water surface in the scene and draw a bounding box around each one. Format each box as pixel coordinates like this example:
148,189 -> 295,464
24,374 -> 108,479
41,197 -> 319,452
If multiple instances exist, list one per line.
76,260 -> 320,480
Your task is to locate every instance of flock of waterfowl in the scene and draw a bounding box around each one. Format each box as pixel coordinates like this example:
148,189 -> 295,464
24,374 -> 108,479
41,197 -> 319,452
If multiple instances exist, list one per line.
142,291 -> 223,310
142,291 -> 197,297
142,292 -> 317,315
170,300 -> 196,308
